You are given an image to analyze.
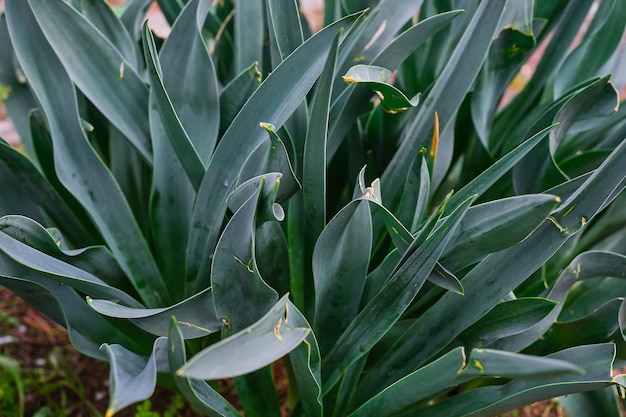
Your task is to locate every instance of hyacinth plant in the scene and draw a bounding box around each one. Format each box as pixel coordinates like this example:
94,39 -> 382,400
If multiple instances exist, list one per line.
1,0 -> 626,416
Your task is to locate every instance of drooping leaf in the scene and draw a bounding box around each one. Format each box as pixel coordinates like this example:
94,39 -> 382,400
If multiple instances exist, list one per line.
88,287 -> 221,339
178,295 -> 310,380
414,344 -> 619,417
342,65 -> 419,113
349,345 -> 583,417
457,298 -> 559,349
442,194 -> 561,270
102,338 -> 169,416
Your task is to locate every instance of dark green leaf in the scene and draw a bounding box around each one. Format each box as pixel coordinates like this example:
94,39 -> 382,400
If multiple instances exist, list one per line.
160,0 -> 219,161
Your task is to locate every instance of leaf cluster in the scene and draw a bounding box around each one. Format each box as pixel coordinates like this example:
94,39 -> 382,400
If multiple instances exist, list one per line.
0,0 -> 626,416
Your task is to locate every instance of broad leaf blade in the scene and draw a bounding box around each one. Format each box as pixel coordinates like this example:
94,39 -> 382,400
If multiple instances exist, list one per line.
178,295 -> 310,380
88,288 -> 221,339
142,22 -> 206,191
102,338 -> 169,416
313,199 -> 372,355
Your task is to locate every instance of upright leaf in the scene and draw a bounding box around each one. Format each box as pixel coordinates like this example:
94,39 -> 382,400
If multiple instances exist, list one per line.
313,199 -> 372,355
27,0 -> 152,162
6,0 -> 168,307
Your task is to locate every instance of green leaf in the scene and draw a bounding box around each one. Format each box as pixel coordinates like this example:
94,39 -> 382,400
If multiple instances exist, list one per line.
397,154 -> 430,233
342,65 -> 419,113
359,137 -> 626,397
414,344 -> 618,417
167,319 -> 242,417
177,295 -> 310,380
0,265 -> 146,360
233,367 -> 281,417
382,0 -> 506,207
266,0 -> 304,65
296,31 -> 341,315
0,215 -> 128,291
287,300 -> 323,417
6,0 -> 168,307
259,122 -> 301,200
321,194 -> 475,392
531,299 -> 624,354
102,338 -> 169,416
148,92 -> 195,301
560,387 -> 624,417
495,251 -> 626,352
458,298 -> 559,349
159,0 -> 219,162
445,124 -> 555,214
88,288 -> 221,339
0,218 -> 141,307
219,62 -> 262,136
80,0 -> 138,69
491,0 -> 594,147
442,194 -> 561,270
27,0 -> 152,162
187,11 -> 364,284
0,141 -> 95,245
212,178 -> 279,332
328,10 -> 463,159
471,28 -> 535,148
120,0 -> 153,41
156,0 -> 183,25
349,345 -> 583,417
554,0 -> 626,97
235,0 -> 264,73
313,199 -> 372,355
142,21 -> 206,191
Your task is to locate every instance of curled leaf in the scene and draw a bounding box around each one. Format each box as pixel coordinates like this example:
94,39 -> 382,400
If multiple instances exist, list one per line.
343,64 -> 419,113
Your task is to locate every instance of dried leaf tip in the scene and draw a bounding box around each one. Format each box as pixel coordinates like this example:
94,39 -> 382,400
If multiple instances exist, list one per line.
430,111 -> 439,159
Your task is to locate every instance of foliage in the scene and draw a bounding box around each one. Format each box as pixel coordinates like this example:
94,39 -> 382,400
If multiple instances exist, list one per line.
0,354 -> 24,417
0,0 -> 625,416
